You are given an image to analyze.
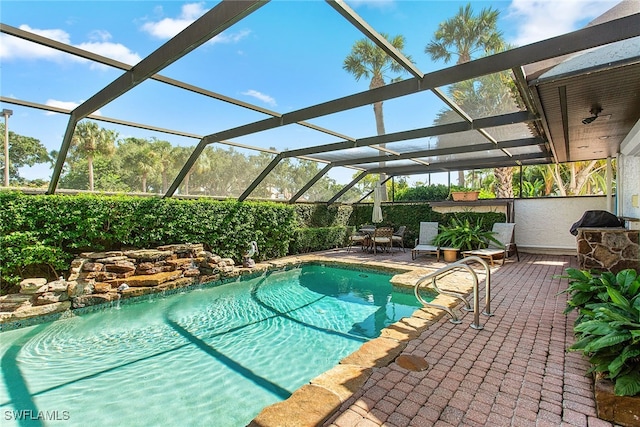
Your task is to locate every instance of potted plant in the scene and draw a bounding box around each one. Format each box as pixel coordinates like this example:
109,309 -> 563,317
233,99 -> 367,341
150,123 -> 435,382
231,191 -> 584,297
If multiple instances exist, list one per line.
432,218 -> 500,261
450,188 -> 480,202
560,268 -> 640,425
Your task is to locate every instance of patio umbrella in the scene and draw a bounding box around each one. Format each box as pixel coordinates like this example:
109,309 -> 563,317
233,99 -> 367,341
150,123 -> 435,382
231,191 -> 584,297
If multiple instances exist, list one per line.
372,184 -> 383,224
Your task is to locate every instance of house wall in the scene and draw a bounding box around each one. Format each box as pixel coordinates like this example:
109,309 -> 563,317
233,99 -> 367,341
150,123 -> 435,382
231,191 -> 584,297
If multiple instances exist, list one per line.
513,196 -> 608,255
618,153 -> 640,230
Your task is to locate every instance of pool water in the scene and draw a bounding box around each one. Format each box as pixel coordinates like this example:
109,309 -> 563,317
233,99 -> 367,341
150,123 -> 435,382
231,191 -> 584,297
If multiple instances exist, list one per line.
0,264 -> 423,426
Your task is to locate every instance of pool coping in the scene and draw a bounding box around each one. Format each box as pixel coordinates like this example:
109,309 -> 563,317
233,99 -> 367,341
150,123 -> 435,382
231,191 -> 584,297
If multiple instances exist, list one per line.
247,254 -> 476,427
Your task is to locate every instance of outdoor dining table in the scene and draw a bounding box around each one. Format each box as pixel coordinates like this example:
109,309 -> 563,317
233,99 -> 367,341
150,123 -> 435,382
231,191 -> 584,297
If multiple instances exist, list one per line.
358,227 -> 376,252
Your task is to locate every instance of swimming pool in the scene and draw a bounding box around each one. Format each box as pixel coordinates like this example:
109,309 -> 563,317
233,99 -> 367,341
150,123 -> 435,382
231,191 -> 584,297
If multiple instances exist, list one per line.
0,264 -> 423,426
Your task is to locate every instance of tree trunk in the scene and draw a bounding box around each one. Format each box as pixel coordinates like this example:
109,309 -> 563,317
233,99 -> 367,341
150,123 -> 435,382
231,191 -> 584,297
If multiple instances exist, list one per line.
183,171 -> 191,195
370,74 -> 388,201
88,154 -> 94,191
142,173 -> 147,193
494,166 -> 513,198
162,170 -> 168,193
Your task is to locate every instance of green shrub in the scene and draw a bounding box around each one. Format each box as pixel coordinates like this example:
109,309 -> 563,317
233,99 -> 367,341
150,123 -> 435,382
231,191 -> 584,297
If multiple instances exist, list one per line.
290,226 -> 350,253
0,192 -> 296,286
432,217 -> 501,251
293,204 -> 353,228
394,184 -> 450,201
0,231 -> 70,291
560,268 -> 640,396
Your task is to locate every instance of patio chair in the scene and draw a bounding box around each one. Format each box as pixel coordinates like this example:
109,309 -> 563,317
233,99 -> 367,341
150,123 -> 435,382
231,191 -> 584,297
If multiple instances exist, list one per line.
462,222 -> 520,266
371,227 -> 394,254
392,226 -> 407,252
411,222 -> 440,261
347,225 -> 375,252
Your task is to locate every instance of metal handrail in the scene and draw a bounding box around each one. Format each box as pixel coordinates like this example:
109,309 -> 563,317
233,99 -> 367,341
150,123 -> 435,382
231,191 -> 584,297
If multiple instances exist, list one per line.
413,256 -> 491,330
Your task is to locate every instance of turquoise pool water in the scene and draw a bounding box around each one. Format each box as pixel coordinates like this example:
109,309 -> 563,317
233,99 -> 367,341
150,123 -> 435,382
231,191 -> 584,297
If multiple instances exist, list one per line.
0,264 -> 422,426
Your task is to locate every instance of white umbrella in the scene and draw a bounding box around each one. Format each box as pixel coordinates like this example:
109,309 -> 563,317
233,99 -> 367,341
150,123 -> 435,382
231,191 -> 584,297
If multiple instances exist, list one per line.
372,184 -> 383,224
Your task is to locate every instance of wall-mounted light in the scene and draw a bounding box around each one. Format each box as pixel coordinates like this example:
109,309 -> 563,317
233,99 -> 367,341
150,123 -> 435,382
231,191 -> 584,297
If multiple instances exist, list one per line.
582,106 -> 602,124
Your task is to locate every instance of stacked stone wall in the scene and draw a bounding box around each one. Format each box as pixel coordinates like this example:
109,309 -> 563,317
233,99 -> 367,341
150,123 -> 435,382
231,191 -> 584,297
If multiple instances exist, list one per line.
576,228 -> 639,273
1,243 -> 255,324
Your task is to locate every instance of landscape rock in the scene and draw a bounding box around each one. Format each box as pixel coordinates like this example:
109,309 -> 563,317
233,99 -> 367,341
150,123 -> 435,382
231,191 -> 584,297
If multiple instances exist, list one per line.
80,251 -> 123,259
124,249 -> 173,262
83,262 -> 104,272
111,271 -> 182,287
48,280 -> 68,293
94,283 -> 113,293
0,294 -> 33,304
20,278 -> 48,294
35,292 -> 68,305
12,301 -> 71,319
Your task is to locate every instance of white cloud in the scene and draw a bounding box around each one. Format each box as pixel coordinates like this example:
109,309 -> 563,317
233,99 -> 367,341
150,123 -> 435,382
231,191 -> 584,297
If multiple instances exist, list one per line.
0,25 -> 71,62
76,41 -> 142,67
140,2 -> 251,44
141,2 -> 207,39
0,24 -> 141,67
44,99 -> 102,116
242,90 -> 277,107
506,0 -> 619,46
212,29 -> 251,45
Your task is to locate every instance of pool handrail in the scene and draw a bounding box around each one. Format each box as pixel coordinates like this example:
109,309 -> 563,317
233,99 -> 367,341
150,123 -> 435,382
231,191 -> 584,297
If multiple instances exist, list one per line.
413,256 -> 491,330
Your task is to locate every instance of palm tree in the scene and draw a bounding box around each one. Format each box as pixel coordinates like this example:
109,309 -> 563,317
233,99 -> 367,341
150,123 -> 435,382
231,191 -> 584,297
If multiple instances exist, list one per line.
70,121 -> 117,191
344,34 -> 410,201
425,3 -> 503,66
425,3 -> 504,188
118,137 -> 158,193
151,139 -> 174,193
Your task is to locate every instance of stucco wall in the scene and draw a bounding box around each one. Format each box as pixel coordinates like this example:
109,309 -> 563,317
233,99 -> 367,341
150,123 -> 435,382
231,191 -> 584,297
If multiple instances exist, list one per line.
513,196 -> 608,254
618,154 -> 640,230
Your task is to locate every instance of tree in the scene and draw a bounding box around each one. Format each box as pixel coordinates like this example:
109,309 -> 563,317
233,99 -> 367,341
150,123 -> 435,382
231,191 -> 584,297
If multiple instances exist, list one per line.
151,139 -> 175,193
425,3 -> 504,188
425,3 -> 503,65
117,137 -> 158,193
69,121 -> 117,191
344,34 -> 411,201
0,124 -> 50,184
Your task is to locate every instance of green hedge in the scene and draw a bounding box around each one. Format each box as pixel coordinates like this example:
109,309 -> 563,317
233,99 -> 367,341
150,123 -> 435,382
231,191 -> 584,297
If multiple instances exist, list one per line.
0,192 -> 297,289
293,204 -> 353,228
290,226 -> 350,254
0,191 -> 507,292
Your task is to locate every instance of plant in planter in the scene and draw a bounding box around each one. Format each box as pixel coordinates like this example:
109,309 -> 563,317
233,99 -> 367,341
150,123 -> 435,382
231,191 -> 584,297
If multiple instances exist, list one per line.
449,189 -> 480,202
560,268 -> 640,397
432,217 -> 500,252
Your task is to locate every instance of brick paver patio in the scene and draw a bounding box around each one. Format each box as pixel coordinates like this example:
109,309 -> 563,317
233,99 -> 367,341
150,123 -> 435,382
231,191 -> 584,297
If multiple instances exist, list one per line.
321,252 -> 616,427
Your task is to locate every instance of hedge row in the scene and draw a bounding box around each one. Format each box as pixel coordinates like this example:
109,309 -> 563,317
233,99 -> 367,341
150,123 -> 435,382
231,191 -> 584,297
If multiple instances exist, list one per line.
0,191 -> 506,291
0,192 -> 297,288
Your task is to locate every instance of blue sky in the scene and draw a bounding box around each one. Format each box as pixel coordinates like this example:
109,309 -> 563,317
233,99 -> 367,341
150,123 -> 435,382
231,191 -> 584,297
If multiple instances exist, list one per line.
0,0 -> 621,187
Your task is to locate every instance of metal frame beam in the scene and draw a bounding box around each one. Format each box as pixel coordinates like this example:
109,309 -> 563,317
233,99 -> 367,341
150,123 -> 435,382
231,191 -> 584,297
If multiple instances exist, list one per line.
238,153 -> 285,201
326,0 -> 423,79
368,153 -> 550,176
0,22 -> 355,143
289,164 -> 333,203
329,137 -> 544,167
201,15 -> 640,146
327,171 -> 368,205
285,111 -> 534,158
48,0 -> 267,193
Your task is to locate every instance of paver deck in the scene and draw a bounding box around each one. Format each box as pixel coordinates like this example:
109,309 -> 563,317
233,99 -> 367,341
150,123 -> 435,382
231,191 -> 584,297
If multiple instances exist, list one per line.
313,250 -> 617,427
